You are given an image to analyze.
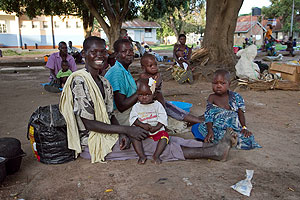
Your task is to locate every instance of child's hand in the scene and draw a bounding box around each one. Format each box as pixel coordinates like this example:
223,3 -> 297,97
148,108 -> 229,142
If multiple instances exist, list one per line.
204,131 -> 214,143
241,128 -> 252,138
149,126 -> 158,133
141,123 -> 152,131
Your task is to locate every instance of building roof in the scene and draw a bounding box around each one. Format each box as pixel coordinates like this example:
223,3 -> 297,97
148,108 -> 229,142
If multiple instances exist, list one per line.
235,15 -> 266,33
122,19 -> 161,29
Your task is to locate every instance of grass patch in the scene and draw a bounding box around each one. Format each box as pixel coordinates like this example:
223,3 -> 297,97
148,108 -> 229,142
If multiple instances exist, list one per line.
2,50 -> 52,56
150,44 -> 174,51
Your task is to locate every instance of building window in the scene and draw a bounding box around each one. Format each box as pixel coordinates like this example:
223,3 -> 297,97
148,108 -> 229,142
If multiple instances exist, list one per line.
0,24 -> 7,33
43,21 -> 48,28
66,21 -> 71,28
54,21 -> 59,28
76,22 -> 81,28
32,21 -> 39,29
145,28 -> 152,38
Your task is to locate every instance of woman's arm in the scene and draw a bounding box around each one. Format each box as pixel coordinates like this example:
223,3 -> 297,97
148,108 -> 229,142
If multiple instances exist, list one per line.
114,91 -> 138,112
81,117 -> 148,141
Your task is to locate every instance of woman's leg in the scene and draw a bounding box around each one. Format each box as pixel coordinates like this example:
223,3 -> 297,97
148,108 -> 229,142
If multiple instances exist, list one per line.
182,128 -> 232,161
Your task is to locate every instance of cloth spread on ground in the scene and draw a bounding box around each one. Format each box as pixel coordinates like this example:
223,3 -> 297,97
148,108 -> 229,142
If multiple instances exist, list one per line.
59,69 -> 118,163
80,136 -> 204,162
56,69 -> 72,78
129,101 -> 168,135
192,91 -> 261,150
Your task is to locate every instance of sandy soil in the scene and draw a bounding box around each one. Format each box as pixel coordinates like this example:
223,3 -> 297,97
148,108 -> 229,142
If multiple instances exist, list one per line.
0,54 -> 300,200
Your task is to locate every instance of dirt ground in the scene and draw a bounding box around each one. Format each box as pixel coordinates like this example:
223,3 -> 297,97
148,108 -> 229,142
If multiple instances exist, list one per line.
0,52 -> 300,200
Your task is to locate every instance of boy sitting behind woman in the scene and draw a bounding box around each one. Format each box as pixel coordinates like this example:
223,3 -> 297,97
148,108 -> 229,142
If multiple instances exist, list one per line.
56,60 -> 72,87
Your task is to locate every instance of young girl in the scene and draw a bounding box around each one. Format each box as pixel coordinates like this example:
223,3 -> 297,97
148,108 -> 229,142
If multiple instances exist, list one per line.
129,78 -> 169,164
192,69 -> 261,150
139,53 -> 202,125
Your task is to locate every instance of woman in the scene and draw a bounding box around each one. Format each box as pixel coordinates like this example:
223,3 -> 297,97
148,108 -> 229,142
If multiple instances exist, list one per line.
173,34 -> 192,62
172,34 -> 194,84
60,36 -> 232,163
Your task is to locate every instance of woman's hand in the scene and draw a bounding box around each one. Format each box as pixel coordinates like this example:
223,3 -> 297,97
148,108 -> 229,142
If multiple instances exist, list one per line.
119,134 -> 131,150
204,131 -> 214,143
125,126 -> 149,141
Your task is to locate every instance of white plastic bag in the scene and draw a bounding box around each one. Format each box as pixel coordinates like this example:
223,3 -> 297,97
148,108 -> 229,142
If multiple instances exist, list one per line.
231,169 -> 254,196
235,45 -> 260,80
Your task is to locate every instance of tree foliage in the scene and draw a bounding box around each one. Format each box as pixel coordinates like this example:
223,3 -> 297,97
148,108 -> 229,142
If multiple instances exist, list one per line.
141,0 -> 205,38
0,0 -> 140,46
262,0 -> 300,33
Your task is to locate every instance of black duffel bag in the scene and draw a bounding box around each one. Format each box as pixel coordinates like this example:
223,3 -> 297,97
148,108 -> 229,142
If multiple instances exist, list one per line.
27,104 -> 75,164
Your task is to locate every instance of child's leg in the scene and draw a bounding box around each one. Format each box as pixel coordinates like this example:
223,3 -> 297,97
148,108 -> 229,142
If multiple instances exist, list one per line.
152,138 -> 167,164
132,139 -> 147,164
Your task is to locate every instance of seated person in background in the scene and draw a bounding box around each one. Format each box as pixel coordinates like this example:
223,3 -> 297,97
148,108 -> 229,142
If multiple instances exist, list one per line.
172,49 -> 193,84
140,54 -> 203,125
45,41 -> 77,93
56,60 -> 72,88
129,78 -> 169,164
173,34 -> 192,63
281,37 -> 295,57
192,69 -> 261,150
119,29 -> 133,42
68,41 -> 83,63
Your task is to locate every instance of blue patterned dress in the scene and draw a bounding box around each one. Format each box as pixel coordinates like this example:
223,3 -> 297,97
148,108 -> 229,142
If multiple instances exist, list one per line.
192,91 -> 261,150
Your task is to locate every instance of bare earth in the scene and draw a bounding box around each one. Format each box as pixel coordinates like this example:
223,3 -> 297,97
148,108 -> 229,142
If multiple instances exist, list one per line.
0,54 -> 300,200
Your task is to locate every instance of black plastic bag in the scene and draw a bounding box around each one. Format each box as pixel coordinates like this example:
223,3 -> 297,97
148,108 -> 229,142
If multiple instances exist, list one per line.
27,104 -> 75,164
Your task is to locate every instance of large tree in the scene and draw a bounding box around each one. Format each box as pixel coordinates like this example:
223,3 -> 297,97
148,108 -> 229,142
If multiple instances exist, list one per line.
202,0 -> 243,69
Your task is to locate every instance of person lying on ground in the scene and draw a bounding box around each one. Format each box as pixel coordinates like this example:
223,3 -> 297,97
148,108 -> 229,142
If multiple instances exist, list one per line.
46,41 -> 77,83
172,49 -> 193,84
129,78 -> 169,164
191,69 -> 261,150
60,36 -> 233,163
56,60 -> 72,88
139,53 -> 203,125
68,41 -> 83,63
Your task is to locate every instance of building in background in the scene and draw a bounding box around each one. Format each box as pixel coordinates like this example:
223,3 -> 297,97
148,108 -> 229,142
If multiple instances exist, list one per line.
100,19 -> 161,44
0,11 -> 84,49
234,15 -> 266,46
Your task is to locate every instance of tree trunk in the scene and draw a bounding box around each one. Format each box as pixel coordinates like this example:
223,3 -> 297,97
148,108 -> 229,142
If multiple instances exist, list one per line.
82,10 -> 94,38
203,0 -> 243,70
169,15 -> 179,39
108,22 -> 122,48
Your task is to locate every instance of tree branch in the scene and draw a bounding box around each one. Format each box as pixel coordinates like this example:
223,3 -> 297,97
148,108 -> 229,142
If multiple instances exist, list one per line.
83,0 -> 109,34
103,0 -> 117,22
120,0 -> 130,20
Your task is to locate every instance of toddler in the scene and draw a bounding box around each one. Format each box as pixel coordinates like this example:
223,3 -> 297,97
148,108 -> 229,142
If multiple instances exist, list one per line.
129,78 -> 169,164
139,54 -> 202,125
56,60 -> 72,87
192,69 -> 261,150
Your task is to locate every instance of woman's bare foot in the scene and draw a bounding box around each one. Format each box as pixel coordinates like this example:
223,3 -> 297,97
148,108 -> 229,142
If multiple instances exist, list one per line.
152,156 -> 162,164
138,156 -> 147,165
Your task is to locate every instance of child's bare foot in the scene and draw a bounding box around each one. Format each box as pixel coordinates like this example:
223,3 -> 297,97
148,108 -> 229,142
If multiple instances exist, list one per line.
152,156 -> 162,164
138,156 -> 147,164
